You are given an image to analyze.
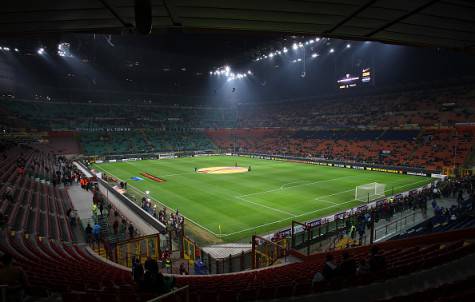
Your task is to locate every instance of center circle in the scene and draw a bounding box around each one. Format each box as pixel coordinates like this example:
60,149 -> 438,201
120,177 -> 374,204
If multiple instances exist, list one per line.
197,166 -> 249,174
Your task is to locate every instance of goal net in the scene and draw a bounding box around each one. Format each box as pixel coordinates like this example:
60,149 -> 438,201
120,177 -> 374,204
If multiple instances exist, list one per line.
355,182 -> 385,202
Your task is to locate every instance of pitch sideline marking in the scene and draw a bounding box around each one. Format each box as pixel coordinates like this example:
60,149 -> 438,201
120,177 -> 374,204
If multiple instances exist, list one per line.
220,179 -> 431,237
95,165 -> 430,238
94,165 -> 222,236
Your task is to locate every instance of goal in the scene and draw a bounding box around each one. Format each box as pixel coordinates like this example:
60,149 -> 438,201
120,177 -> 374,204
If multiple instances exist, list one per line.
355,182 -> 386,202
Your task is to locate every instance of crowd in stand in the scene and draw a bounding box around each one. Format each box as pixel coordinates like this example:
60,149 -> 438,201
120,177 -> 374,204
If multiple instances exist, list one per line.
312,246 -> 386,285
131,256 -> 176,295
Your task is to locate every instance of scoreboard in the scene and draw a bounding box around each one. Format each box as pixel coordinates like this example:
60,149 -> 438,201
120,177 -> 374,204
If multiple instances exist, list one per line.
337,67 -> 373,89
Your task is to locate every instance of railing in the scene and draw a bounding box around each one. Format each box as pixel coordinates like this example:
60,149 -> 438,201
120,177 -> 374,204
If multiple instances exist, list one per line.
373,211 -> 423,242
147,285 -> 189,302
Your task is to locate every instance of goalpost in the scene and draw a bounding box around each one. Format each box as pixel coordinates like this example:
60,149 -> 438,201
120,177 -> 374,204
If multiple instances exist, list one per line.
355,182 -> 386,202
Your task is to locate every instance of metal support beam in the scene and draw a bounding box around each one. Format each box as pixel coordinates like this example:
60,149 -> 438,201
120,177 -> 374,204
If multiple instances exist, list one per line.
366,0 -> 440,37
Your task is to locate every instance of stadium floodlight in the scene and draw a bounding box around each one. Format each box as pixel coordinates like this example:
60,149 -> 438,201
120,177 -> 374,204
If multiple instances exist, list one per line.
209,71 -> 213,75
309,39 -> 314,44
247,70 -> 252,75
298,42 -> 304,48
37,47 -> 45,55
224,66 -> 230,72
346,43 -> 351,48
355,182 -> 385,202
14,48 -> 19,52
316,38 -> 321,42
329,48 -> 335,53
269,52 -> 274,58
292,43 -> 298,50
297,58 -> 302,62
311,53 -> 319,58
3,47 -> 10,51
283,47 -> 288,53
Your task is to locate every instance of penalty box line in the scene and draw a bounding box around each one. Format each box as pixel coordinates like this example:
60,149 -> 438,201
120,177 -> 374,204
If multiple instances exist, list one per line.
96,166 -> 430,238
222,178 -> 431,237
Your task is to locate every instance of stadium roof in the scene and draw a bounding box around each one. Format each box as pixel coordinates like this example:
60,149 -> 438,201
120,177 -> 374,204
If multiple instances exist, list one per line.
1,0 -> 475,52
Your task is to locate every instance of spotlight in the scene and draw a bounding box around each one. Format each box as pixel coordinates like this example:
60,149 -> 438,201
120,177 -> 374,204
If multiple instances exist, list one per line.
309,39 -> 314,44
225,66 -> 230,72
292,43 -> 298,50
329,48 -> 334,53
297,58 -> 302,62
3,47 -> 10,52
283,47 -> 288,53
346,44 -> 351,48
14,48 -> 19,52
269,52 -> 274,58
37,48 -> 45,55
316,38 -> 320,42
311,53 -> 319,58
247,70 -> 252,75
57,42 -> 72,57
209,71 -> 213,75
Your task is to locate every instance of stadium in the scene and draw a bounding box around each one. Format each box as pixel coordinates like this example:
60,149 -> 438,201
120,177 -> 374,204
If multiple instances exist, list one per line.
0,1 -> 475,302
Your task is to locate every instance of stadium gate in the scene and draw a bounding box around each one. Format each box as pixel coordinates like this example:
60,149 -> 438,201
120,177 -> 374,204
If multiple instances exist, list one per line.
92,233 -> 161,268
251,235 -> 289,269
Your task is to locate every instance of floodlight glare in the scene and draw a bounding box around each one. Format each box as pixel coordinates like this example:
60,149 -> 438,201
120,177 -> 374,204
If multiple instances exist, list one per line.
225,66 -> 231,72
311,53 -> 319,58
346,44 -> 351,48
329,48 -> 335,53
292,43 -> 298,50
37,48 -> 45,55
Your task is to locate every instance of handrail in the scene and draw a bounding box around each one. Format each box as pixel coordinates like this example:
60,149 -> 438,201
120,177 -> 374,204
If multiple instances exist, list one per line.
146,285 -> 189,302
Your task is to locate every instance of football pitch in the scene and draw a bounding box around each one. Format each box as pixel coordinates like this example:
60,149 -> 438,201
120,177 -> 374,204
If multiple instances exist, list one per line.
92,156 -> 432,243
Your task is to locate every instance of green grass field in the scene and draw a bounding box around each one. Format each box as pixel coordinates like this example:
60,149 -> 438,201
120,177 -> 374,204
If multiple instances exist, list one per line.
93,156 -> 432,243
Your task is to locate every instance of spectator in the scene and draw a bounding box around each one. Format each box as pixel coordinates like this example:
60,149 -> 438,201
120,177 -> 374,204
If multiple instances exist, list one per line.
144,256 -> 159,275
369,246 -> 386,273
339,252 -> 357,277
85,223 -> 93,243
0,253 -> 27,302
179,263 -> 188,275
322,254 -> 337,281
92,223 -> 101,242
132,257 -> 144,284
128,224 -> 135,238
357,259 -> 370,275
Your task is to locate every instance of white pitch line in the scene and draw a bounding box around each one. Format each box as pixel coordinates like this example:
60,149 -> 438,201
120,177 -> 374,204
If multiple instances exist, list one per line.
94,165 -> 222,236
316,199 -> 339,205
280,181 -> 307,190
95,165 -> 431,238
239,175 -> 357,198
220,179 -> 431,237
314,188 -> 354,200
235,195 -> 297,216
